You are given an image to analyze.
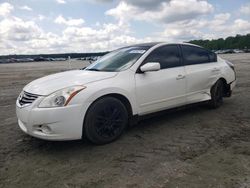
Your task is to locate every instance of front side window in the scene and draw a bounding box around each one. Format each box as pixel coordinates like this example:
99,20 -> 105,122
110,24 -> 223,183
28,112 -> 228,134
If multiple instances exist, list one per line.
182,45 -> 211,65
143,45 -> 181,69
85,46 -> 150,72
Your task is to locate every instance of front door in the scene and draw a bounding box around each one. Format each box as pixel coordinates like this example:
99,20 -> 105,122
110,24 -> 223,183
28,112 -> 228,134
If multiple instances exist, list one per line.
135,45 -> 186,115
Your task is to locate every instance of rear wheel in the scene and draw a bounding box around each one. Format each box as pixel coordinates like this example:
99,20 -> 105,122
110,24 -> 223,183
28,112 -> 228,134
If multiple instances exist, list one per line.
84,97 -> 128,145
208,80 -> 224,109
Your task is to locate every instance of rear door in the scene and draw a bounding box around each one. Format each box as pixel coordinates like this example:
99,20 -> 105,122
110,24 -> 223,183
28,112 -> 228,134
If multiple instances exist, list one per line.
135,45 -> 186,115
181,45 -> 220,103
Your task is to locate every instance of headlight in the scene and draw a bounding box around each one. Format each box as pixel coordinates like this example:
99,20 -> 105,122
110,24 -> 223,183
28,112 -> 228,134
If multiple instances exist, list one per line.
38,86 -> 86,108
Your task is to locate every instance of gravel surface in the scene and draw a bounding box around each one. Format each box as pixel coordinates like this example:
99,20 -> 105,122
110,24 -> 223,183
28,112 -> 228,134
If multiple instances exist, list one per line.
0,54 -> 250,188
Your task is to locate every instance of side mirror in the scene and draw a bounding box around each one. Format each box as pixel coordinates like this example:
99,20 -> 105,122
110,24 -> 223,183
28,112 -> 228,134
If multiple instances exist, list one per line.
140,62 -> 160,73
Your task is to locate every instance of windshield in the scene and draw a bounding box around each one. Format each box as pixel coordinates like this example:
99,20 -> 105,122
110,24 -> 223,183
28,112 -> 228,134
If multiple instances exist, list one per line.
85,46 -> 150,72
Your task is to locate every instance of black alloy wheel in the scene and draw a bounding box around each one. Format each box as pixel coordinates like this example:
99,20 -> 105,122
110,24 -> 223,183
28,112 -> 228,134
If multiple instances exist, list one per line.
84,97 -> 128,144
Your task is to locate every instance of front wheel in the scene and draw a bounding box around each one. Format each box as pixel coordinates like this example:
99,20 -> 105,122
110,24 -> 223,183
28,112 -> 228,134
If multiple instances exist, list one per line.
84,97 -> 128,145
208,80 -> 224,109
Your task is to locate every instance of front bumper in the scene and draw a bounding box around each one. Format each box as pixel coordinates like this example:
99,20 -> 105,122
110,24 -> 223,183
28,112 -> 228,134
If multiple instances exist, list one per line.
16,97 -> 89,141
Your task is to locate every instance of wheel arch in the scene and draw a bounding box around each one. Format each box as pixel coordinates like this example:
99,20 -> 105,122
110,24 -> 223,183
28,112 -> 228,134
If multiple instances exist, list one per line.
97,93 -> 133,118
214,77 -> 231,97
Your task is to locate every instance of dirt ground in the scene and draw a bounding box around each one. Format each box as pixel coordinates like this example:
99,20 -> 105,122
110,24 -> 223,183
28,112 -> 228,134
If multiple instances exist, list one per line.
0,54 -> 250,188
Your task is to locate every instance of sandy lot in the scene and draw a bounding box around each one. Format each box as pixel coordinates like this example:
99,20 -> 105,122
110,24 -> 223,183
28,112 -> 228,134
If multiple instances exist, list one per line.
0,54 -> 250,188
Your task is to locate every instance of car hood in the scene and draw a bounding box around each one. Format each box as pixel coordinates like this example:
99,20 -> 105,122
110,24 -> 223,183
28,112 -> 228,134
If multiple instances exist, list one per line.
24,70 -> 118,95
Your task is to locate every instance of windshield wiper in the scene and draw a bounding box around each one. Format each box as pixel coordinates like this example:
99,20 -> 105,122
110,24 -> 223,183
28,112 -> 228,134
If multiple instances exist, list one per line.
86,68 -> 100,71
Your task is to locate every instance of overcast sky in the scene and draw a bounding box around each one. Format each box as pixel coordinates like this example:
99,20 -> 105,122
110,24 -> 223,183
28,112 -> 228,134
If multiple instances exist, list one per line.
0,0 -> 250,55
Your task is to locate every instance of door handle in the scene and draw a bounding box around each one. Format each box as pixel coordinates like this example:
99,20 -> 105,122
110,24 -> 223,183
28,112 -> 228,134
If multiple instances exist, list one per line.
176,74 -> 185,80
211,68 -> 220,72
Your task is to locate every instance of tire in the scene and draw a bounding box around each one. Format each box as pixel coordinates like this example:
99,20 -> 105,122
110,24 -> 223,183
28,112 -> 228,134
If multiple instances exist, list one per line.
84,97 -> 128,145
208,80 -> 224,109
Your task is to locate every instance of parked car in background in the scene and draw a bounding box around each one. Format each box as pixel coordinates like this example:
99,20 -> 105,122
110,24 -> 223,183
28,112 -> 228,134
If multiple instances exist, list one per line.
16,42 -> 236,144
34,57 -> 47,62
53,58 -> 67,61
16,58 -> 34,62
233,49 -> 244,53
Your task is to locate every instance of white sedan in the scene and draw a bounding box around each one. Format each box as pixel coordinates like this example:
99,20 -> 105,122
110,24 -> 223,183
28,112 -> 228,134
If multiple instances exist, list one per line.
16,43 -> 236,144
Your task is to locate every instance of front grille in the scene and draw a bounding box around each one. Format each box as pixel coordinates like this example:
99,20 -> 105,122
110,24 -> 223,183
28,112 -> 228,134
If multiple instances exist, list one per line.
19,91 -> 39,106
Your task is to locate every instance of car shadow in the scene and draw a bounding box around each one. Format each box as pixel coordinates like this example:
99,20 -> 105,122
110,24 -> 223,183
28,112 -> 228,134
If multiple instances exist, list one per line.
134,103 -> 208,128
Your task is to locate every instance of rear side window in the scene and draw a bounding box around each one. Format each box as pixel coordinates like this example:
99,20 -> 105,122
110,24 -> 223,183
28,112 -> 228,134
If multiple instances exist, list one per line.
182,45 -> 215,65
144,45 -> 181,69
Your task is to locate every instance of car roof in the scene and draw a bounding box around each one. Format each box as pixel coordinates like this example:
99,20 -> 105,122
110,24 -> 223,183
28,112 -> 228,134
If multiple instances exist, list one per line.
129,42 -> 161,47
127,42 -> 201,48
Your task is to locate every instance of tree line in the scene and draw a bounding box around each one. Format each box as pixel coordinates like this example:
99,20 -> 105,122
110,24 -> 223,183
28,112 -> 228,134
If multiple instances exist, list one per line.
0,52 -> 109,60
189,33 -> 250,50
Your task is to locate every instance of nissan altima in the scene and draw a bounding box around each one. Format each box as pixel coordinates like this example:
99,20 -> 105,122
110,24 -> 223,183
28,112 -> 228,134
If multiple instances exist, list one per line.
16,43 -> 236,144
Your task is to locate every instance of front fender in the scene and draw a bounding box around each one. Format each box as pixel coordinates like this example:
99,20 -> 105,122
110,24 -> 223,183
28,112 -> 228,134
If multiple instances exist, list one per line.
85,87 -> 138,115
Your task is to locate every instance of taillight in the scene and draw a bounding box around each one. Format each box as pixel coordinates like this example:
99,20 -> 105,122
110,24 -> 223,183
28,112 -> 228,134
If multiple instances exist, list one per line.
225,60 -> 236,80
225,60 -> 235,71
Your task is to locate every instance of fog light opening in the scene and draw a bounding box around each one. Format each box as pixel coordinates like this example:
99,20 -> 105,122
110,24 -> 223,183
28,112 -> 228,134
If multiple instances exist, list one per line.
41,125 -> 52,134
